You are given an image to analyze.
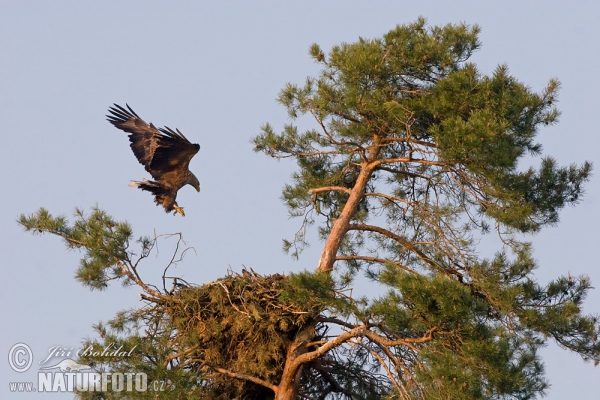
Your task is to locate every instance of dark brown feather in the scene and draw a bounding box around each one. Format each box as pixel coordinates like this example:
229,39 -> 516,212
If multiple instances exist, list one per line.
107,104 -> 199,180
106,104 -> 200,213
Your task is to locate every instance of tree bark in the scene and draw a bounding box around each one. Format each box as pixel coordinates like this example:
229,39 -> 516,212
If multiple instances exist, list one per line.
316,134 -> 383,273
274,326 -> 313,400
317,135 -> 380,272
316,161 -> 376,273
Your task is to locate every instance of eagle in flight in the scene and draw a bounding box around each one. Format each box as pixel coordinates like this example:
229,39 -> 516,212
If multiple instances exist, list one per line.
107,104 -> 200,216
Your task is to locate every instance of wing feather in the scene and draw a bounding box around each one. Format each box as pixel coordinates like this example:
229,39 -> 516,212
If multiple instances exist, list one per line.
155,126 -> 200,172
106,104 -> 200,181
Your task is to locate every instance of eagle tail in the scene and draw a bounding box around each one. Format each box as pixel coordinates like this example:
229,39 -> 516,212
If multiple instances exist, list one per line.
129,179 -> 158,189
129,180 -> 177,212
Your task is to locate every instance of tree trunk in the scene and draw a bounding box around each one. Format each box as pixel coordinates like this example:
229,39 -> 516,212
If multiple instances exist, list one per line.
274,361 -> 302,400
317,161 -> 375,273
274,326 -> 313,400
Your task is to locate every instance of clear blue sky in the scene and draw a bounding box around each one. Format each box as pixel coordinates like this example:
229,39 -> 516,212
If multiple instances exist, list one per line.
1,1 -> 599,398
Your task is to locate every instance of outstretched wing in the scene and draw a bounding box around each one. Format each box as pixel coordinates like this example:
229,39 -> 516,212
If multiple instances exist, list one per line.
106,104 -> 200,180
154,126 -> 200,174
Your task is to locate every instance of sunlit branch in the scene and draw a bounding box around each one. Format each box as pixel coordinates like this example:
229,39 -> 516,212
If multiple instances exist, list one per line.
347,223 -> 455,277
335,255 -> 416,274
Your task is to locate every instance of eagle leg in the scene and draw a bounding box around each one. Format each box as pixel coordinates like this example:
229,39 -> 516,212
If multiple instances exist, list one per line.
173,205 -> 185,217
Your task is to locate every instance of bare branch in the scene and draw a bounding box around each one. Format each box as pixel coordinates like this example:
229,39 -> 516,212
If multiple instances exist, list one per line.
209,365 -> 278,393
363,326 -> 438,348
291,325 -> 368,369
357,341 -> 409,400
308,186 -> 352,195
347,223 -> 452,276
372,157 -> 447,168
335,255 -> 416,274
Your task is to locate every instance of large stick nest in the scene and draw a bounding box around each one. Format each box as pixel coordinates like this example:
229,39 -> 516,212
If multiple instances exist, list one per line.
167,269 -> 326,399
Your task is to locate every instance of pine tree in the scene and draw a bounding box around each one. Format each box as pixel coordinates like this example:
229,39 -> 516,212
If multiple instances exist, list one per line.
20,19 -> 599,400
254,17 -> 598,399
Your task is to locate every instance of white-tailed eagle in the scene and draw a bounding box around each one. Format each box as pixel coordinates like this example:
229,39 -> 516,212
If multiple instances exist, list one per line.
107,104 -> 200,216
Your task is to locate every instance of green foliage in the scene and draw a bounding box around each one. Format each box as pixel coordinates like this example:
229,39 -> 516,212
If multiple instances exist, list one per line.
76,309 -> 199,399
365,246 -> 600,399
253,17 -> 591,262
424,67 -> 591,232
19,207 -> 133,290
372,269 -> 544,399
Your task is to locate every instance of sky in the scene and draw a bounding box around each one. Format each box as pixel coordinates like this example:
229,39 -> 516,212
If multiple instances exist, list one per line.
1,1 -> 599,398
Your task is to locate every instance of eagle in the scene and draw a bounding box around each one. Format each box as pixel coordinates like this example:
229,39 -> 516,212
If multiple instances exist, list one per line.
106,104 -> 200,216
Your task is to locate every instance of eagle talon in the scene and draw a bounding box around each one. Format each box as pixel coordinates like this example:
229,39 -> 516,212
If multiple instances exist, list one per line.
173,206 -> 185,216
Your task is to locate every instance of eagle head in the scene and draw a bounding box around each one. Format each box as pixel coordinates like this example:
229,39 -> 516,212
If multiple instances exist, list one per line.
187,172 -> 200,192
